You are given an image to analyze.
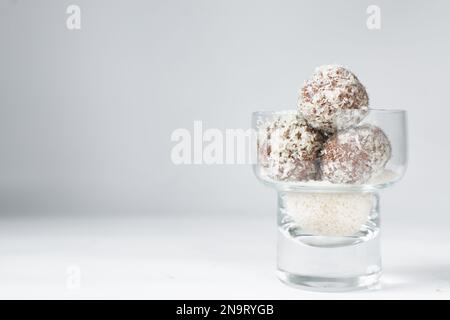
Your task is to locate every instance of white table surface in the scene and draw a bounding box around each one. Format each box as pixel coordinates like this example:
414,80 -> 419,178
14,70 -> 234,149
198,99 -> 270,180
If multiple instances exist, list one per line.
0,214 -> 449,300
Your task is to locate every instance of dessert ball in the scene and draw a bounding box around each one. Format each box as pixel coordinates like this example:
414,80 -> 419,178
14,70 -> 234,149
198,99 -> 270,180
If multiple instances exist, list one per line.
320,124 -> 391,184
258,114 -> 323,181
298,65 -> 369,133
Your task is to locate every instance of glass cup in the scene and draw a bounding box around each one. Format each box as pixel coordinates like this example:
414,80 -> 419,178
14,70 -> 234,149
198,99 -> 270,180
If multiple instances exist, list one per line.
252,109 -> 407,291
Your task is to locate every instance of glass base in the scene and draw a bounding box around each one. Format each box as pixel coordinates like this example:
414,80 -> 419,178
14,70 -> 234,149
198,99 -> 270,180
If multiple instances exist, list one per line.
276,228 -> 381,292
276,191 -> 382,292
277,269 -> 381,292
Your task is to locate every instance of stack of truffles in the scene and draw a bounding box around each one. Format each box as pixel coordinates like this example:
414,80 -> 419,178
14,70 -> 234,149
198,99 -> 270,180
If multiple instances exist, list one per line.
258,65 -> 391,185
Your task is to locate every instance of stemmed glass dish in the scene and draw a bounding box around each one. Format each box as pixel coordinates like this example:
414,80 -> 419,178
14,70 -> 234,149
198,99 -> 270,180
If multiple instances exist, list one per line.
252,109 -> 407,291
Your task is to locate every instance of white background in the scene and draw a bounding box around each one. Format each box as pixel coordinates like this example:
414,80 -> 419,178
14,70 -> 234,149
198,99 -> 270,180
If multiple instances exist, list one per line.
1,213 -> 449,299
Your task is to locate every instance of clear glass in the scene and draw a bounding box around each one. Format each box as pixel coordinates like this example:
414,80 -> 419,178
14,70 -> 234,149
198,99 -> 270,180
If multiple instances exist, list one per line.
252,109 -> 407,291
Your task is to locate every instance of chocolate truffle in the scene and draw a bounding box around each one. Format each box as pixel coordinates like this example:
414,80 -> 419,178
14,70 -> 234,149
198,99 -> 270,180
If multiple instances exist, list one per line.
258,114 -> 323,182
285,192 -> 373,236
298,65 -> 369,133
320,124 -> 391,184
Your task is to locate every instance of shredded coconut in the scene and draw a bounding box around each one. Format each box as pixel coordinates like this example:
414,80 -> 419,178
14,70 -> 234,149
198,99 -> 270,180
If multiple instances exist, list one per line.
285,192 -> 374,236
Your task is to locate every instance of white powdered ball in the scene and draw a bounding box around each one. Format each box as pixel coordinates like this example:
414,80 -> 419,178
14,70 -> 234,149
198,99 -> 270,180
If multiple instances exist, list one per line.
321,124 -> 392,184
285,192 -> 373,236
258,114 -> 323,182
298,65 -> 369,133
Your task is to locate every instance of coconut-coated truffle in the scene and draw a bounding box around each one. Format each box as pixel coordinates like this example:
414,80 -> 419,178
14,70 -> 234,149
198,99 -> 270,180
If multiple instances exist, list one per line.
320,124 -> 391,184
258,114 -> 323,182
298,65 -> 369,133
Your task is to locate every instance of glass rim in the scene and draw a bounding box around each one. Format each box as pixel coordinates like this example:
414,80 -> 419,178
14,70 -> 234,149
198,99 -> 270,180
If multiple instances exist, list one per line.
252,108 -> 407,117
